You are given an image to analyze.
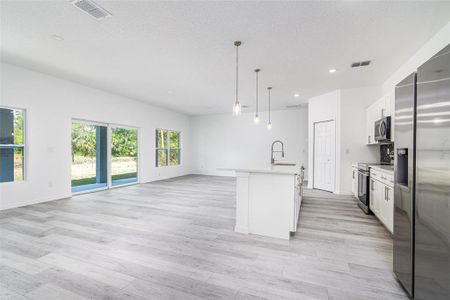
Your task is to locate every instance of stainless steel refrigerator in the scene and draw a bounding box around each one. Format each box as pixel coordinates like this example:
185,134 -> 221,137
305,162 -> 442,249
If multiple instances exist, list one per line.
393,44 -> 450,299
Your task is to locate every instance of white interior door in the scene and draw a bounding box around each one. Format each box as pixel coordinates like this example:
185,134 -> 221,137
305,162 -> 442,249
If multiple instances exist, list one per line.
313,120 -> 335,192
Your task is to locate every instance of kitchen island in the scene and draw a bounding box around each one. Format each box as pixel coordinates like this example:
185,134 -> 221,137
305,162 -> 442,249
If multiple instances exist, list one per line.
221,166 -> 304,239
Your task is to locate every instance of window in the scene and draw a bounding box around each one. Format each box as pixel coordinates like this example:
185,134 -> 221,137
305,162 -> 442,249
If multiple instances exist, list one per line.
156,129 -> 180,167
111,127 -> 138,186
0,107 -> 25,183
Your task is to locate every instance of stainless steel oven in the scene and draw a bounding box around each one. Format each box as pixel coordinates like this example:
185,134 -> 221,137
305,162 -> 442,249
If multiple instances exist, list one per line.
357,166 -> 370,214
374,116 -> 391,142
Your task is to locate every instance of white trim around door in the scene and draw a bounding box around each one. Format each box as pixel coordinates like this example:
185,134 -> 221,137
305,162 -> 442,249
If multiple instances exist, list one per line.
313,119 -> 336,192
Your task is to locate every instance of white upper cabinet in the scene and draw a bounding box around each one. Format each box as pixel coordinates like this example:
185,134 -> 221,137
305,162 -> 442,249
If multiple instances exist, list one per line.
366,97 -> 383,145
386,90 -> 395,142
366,92 -> 395,145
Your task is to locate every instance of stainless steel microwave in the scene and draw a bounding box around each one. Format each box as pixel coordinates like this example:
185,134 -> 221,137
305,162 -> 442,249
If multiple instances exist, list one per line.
374,116 -> 391,141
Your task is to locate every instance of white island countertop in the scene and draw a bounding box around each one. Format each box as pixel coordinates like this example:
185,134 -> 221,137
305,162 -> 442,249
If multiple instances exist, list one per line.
225,164 -> 304,240
219,166 -> 301,175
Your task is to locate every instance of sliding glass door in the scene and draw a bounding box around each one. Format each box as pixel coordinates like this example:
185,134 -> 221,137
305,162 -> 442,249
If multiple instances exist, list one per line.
71,121 -> 138,193
111,127 -> 138,186
71,121 -> 108,193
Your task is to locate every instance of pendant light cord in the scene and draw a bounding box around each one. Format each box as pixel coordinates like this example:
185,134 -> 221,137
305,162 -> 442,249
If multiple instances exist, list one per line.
235,44 -> 239,104
268,87 -> 271,122
255,69 -> 260,115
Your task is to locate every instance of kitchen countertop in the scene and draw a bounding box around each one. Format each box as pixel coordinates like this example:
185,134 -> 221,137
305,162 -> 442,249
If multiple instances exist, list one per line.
369,164 -> 394,173
219,166 -> 301,175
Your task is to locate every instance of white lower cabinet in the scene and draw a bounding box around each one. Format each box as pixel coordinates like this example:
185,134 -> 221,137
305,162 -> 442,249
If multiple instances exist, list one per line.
385,185 -> 394,231
293,174 -> 303,232
369,168 -> 394,233
369,177 -> 378,213
351,166 -> 358,198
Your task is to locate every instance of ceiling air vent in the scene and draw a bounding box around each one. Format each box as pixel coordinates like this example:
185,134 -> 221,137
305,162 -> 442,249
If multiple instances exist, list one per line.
351,60 -> 371,68
286,104 -> 306,109
72,0 -> 111,20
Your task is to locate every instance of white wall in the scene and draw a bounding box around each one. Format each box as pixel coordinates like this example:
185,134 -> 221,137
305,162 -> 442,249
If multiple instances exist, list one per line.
340,87 -> 380,194
382,21 -> 450,94
308,88 -> 380,194
190,109 -> 308,177
0,63 -> 191,210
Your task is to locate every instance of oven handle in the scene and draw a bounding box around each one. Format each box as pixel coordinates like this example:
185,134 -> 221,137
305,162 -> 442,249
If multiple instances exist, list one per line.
379,121 -> 383,138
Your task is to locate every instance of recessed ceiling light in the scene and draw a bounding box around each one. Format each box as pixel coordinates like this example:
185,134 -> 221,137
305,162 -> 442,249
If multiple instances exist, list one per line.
294,93 -> 300,98
51,34 -> 64,41
329,69 -> 337,73
168,90 -> 173,94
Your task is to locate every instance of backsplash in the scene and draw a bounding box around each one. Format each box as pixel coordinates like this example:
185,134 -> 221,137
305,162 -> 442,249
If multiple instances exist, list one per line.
380,143 -> 394,164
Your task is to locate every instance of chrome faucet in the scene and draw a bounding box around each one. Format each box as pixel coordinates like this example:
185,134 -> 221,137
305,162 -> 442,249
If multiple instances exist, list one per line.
271,140 -> 285,164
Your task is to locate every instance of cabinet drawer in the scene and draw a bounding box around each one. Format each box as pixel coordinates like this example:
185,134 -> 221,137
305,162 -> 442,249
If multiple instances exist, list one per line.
370,169 -> 380,178
370,169 -> 393,187
381,173 -> 394,186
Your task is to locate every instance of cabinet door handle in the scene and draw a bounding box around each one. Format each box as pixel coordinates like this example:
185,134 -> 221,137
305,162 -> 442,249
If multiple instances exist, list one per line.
368,136 -> 370,144
352,171 -> 355,179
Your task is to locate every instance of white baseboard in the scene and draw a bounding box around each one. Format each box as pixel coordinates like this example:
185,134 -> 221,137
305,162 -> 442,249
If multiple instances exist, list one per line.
234,225 -> 249,234
190,170 -> 235,177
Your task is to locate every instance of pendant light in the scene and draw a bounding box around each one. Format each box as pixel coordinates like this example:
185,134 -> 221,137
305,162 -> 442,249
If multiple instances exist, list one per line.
233,41 -> 242,115
267,87 -> 272,129
254,69 -> 260,124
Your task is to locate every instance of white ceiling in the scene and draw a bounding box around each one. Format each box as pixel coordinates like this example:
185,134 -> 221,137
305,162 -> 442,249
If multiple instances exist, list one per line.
1,1 -> 449,115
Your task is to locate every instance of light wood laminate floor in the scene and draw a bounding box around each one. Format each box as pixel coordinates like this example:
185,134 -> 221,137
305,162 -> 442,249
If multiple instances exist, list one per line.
0,175 -> 407,300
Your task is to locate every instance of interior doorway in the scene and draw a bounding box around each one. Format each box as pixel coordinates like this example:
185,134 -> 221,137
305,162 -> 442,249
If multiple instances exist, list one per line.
313,120 -> 335,192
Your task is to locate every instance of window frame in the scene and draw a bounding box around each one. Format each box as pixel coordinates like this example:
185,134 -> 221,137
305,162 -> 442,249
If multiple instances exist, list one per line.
110,124 -> 139,187
0,106 -> 26,184
71,118 -> 140,195
155,128 -> 181,167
